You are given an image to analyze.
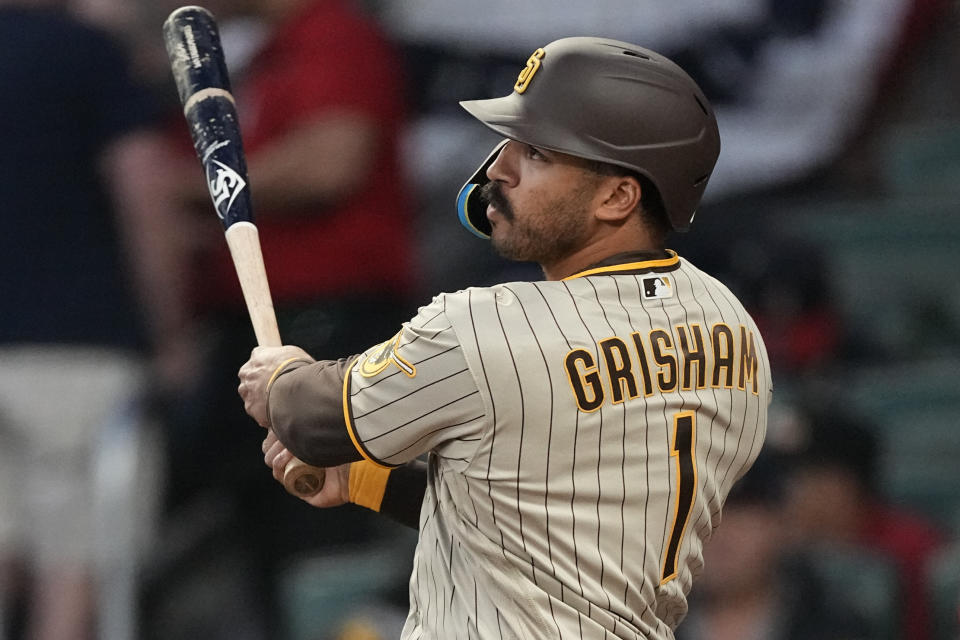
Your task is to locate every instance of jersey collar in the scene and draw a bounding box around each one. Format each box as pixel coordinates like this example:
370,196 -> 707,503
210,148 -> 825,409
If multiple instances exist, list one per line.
562,250 -> 680,280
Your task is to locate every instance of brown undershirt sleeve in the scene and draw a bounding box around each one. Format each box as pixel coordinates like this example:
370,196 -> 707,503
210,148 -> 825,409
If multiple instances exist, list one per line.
268,357 -> 428,527
267,357 -> 363,467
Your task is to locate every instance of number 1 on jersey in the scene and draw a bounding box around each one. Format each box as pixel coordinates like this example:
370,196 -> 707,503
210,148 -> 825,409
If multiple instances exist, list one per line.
661,411 -> 697,584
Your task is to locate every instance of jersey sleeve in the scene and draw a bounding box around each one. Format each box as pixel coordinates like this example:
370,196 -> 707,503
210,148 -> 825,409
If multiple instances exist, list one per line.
345,294 -> 487,467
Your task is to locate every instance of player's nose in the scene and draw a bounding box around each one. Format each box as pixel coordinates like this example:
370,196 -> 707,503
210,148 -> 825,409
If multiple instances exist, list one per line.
486,139 -> 519,187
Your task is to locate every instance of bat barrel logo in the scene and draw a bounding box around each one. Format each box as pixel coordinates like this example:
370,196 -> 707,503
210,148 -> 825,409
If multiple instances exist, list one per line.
165,6 -> 251,229
206,157 -> 247,221
186,93 -> 253,229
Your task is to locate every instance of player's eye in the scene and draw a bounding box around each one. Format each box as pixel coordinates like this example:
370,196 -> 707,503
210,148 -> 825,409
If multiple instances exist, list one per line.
526,144 -> 546,160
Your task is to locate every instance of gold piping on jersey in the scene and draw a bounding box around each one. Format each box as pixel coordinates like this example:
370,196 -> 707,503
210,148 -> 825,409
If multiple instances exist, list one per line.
566,323 -> 761,412
562,250 -> 680,280
343,356 -> 398,469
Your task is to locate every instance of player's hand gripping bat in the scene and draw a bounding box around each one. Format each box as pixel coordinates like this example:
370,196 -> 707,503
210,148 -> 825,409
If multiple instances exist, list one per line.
163,5 -> 325,497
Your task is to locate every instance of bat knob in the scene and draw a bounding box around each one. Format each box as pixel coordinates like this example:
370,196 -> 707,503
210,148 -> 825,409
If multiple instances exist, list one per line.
283,459 -> 326,497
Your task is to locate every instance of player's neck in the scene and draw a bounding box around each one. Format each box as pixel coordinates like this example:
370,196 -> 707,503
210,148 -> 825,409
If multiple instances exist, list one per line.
541,232 -> 666,280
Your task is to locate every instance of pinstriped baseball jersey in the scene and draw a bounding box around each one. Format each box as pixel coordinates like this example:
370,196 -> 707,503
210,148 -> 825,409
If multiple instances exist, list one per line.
345,252 -> 772,639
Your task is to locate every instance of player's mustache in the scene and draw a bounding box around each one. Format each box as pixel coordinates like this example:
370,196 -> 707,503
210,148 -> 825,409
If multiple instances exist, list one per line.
480,181 -> 514,221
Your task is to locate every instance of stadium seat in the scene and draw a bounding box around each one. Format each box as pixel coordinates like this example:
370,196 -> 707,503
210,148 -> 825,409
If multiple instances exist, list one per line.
773,197 -> 960,358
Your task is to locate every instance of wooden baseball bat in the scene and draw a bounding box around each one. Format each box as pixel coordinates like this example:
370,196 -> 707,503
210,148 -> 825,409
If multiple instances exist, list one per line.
163,5 -> 325,497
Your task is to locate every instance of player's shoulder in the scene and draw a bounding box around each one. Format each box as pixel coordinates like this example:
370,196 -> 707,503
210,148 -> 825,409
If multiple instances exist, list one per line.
674,255 -> 748,304
416,283 -> 506,313
413,281 -> 545,321
675,255 -> 723,285
673,256 -> 768,337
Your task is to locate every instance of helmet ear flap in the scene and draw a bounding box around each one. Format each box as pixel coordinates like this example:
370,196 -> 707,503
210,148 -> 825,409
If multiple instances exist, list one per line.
456,140 -> 508,239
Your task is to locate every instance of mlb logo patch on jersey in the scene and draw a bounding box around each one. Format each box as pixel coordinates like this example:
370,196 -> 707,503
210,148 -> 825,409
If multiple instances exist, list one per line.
642,276 -> 673,300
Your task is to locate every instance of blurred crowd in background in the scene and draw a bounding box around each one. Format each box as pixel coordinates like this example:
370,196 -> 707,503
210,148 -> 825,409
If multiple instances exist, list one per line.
0,0 -> 958,639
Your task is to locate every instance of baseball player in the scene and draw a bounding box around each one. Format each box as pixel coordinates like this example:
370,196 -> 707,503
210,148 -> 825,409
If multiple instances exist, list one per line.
238,37 -> 772,639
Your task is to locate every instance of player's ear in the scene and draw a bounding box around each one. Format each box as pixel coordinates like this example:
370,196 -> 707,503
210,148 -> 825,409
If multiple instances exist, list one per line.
595,174 -> 642,223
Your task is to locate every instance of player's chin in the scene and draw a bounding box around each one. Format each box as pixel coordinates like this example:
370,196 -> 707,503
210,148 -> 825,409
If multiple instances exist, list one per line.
490,234 -> 527,262
488,226 -> 507,250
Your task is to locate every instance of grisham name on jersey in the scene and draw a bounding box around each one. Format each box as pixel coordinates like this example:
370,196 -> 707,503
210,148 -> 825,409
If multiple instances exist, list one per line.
564,322 -> 760,412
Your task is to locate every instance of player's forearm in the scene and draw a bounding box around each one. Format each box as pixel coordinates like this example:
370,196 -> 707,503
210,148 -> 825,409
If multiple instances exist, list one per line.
268,357 -> 364,467
268,359 -> 427,526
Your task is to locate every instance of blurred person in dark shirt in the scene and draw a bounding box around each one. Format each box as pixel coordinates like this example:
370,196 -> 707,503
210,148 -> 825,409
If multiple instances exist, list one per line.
783,410 -> 946,640
0,0 -> 194,638
679,453 -> 871,640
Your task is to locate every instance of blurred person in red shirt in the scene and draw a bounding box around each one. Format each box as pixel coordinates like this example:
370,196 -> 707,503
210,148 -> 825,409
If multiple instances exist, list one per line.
156,1 -> 418,637
189,0 -> 415,311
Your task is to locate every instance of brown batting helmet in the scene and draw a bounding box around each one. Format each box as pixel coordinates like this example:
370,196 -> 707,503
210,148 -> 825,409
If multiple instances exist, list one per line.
456,37 -> 720,237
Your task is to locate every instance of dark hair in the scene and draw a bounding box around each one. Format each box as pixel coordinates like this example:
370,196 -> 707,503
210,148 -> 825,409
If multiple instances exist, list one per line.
587,160 -> 671,238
